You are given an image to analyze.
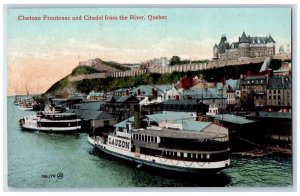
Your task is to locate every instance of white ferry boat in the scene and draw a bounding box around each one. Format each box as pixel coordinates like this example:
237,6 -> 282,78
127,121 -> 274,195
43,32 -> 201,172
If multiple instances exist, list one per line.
88,110 -> 230,173
19,112 -> 81,133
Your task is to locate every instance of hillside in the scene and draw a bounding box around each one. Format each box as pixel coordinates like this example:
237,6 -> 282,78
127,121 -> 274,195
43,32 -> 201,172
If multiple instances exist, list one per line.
45,60 -> 273,96
79,58 -> 130,72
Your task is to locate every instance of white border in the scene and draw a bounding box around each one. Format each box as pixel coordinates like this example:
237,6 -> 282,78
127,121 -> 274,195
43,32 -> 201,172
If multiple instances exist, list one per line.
1,0 -> 299,194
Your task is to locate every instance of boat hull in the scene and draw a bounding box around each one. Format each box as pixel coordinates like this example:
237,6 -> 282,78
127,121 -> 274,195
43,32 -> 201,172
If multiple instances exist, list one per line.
88,136 -> 230,173
21,125 -> 82,133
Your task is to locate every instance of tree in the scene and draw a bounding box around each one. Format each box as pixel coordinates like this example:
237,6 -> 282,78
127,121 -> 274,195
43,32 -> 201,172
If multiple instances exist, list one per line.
170,56 -> 181,66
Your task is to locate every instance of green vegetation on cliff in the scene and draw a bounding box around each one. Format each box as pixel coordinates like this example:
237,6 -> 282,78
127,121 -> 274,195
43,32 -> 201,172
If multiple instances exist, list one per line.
45,76 -> 70,94
71,66 -> 100,76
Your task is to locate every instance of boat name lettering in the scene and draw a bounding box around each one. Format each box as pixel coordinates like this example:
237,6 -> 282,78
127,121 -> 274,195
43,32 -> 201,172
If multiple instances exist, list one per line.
108,136 -> 131,150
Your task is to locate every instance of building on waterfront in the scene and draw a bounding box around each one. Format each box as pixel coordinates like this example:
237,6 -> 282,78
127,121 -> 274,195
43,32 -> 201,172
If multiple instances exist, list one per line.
109,88 -> 132,96
246,112 -> 292,143
87,91 -> 105,101
162,99 -> 208,117
179,88 -> 227,111
130,84 -> 173,101
66,102 -> 117,133
213,32 -> 276,61
101,95 -> 140,121
216,79 -> 241,111
240,75 -> 268,110
266,75 -> 292,112
161,87 -> 226,117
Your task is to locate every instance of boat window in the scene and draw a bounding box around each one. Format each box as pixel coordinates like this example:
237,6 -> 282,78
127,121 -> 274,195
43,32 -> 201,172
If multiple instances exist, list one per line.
142,135 -> 144,141
154,137 -> 157,143
148,135 -> 150,142
206,154 -> 210,159
138,134 -> 141,141
200,154 -> 203,159
187,153 -> 191,159
180,152 -> 184,158
192,153 -> 196,159
151,136 -> 154,142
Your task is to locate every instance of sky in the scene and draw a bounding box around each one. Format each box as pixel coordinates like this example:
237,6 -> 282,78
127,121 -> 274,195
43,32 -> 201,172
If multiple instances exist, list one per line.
6,7 -> 292,96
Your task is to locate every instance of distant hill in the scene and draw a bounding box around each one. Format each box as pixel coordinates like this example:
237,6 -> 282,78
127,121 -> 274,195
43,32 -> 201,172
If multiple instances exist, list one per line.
79,58 -> 130,72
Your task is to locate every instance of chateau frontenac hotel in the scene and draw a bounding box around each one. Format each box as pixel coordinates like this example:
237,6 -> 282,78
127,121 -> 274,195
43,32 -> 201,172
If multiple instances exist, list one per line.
213,32 -> 276,61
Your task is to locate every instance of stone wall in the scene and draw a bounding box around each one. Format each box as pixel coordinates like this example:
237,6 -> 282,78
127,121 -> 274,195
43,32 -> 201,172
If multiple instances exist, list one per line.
68,56 -> 269,82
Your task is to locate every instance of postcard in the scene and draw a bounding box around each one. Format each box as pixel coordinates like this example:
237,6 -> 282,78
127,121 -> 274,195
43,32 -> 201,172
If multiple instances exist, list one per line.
4,5 -> 294,190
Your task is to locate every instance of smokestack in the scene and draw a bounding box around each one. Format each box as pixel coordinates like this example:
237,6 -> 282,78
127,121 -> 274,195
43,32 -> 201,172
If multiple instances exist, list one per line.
152,88 -> 157,97
134,104 -> 140,129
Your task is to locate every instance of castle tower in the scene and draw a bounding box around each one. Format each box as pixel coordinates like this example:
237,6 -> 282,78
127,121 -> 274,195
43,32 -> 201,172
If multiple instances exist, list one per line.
238,31 -> 250,58
213,44 -> 219,59
266,35 -> 276,55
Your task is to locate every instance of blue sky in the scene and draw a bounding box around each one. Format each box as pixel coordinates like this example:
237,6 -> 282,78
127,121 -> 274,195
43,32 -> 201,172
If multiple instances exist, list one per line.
6,7 -> 292,95
7,8 -> 291,60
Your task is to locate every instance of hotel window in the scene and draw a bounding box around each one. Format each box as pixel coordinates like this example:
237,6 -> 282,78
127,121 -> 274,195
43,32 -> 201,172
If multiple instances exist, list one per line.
278,95 -> 281,100
273,95 -> 276,100
278,90 -> 281,94
269,95 -> 272,100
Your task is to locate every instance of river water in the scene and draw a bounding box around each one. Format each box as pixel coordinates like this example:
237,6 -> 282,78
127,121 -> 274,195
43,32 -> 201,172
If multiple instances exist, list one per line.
6,97 -> 293,189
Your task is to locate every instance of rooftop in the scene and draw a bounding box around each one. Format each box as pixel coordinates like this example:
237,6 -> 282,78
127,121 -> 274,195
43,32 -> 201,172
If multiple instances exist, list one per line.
268,76 -> 291,89
180,88 -> 225,99
74,101 -> 102,110
130,84 -> 173,97
247,112 -> 292,119
146,112 -> 194,122
212,114 -> 256,124
66,109 -> 116,120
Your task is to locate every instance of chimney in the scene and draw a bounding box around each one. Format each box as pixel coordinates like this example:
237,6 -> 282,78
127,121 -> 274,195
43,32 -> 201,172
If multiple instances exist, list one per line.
134,104 -> 140,129
152,88 -> 157,97
246,71 -> 251,77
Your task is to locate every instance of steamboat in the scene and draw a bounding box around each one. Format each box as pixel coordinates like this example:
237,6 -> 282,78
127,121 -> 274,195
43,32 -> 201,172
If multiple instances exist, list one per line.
19,111 -> 81,133
88,107 -> 230,173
